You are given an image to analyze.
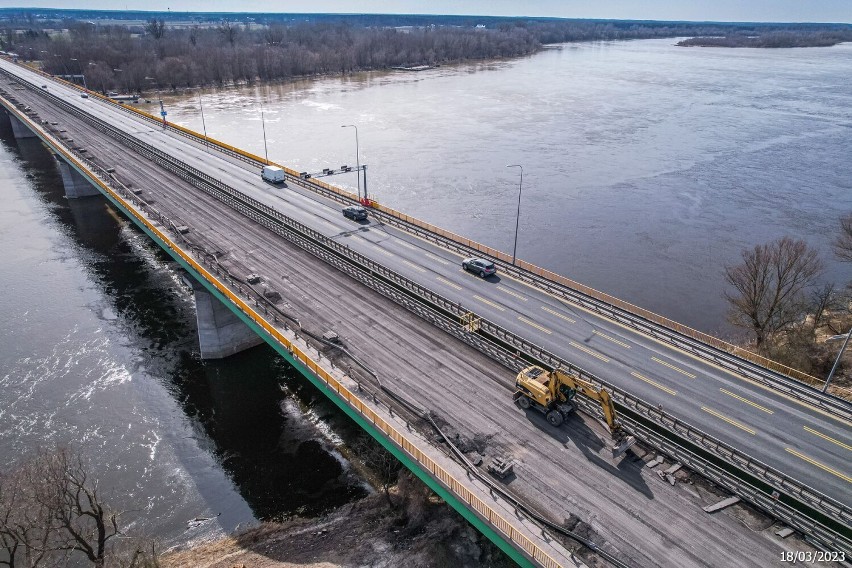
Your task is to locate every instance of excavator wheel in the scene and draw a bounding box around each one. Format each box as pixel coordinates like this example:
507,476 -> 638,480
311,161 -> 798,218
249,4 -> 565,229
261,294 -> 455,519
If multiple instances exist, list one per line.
546,409 -> 564,427
517,395 -> 532,409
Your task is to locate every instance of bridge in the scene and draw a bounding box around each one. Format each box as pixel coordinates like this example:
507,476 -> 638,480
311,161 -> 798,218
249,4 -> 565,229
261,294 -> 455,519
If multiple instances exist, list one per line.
1,58 -> 849,567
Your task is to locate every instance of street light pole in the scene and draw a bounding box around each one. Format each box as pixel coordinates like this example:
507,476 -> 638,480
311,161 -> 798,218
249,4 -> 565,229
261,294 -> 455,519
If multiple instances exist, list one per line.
144,76 -> 166,128
506,164 -> 524,265
70,58 -> 87,89
259,100 -> 269,165
93,62 -> 106,95
113,68 -> 127,95
53,54 -> 70,77
341,124 -> 361,201
823,327 -> 851,393
198,92 -> 209,152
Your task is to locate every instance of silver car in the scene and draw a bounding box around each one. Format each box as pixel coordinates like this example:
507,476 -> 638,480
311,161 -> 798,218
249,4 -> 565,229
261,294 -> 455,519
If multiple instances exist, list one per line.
462,257 -> 497,278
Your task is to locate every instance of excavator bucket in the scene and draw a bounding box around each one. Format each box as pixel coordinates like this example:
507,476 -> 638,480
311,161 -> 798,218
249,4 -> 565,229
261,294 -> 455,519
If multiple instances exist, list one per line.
611,435 -> 636,459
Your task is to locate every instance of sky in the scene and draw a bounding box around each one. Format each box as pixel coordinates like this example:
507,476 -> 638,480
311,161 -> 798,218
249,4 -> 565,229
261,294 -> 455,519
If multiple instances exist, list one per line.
0,0 -> 850,23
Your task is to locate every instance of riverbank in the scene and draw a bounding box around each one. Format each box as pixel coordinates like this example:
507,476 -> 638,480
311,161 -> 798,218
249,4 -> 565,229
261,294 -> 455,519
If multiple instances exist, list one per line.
677,31 -> 852,48
161,473 -> 514,568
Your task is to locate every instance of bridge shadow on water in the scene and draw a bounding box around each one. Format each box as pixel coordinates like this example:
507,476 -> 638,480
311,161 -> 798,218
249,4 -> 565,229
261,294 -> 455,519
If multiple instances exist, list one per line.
519,406 -> 654,500
1,124 -> 370,523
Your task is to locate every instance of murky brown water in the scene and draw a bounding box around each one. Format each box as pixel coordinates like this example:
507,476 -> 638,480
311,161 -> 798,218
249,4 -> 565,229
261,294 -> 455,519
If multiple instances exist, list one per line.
146,38 -> 852,335
2,38 -> 850,557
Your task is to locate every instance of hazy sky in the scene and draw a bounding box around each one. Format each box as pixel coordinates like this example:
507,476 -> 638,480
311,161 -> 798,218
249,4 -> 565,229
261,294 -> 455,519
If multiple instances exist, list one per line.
1,1 -> 851,23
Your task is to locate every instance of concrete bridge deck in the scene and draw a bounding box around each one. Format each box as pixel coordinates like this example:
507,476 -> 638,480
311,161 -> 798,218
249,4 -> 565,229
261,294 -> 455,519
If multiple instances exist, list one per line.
1,59 -> 848,566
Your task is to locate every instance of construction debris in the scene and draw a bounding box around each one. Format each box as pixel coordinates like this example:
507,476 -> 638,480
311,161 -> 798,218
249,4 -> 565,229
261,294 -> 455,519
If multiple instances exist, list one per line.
703,496 -> 741,513
658,462 -> 683,485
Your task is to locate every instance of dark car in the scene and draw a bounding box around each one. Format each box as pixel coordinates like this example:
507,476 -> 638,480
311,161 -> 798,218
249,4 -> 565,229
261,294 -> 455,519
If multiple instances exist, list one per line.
462,257 -> 497,278
342,205 -> 368,221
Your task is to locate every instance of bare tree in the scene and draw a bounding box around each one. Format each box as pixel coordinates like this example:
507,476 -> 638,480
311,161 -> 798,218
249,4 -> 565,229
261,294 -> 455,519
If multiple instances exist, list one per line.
0,459 -> 59,568
1,448 -> 127,568
835,212 -> 852,263
810,282 -> 838,332
0,471 -> 24,568
353,436 -> 402,509
263,24 -> 286,46
38,449 -> 120,568
724,236 -> 823,349
217,20 -> 239,47
145,19 -> 166,41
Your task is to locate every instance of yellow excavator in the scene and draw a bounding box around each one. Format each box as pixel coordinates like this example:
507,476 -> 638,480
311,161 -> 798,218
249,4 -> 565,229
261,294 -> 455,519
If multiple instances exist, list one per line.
514,365 -> 635,457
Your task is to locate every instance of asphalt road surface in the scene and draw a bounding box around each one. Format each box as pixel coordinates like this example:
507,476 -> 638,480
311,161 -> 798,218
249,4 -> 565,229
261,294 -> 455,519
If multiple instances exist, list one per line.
0,62 -> 852,565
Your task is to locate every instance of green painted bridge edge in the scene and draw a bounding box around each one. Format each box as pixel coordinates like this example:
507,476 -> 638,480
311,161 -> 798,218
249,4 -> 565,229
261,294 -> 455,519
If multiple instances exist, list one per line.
54,158 -> 539,567
117,200 -> 537,568
3,104 -> 542,567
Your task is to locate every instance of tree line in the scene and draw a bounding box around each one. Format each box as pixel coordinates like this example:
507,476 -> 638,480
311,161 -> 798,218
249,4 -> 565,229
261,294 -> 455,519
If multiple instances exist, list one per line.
1,15 -> 849,93
724,213 -> 852,391
677,30 -> 852,48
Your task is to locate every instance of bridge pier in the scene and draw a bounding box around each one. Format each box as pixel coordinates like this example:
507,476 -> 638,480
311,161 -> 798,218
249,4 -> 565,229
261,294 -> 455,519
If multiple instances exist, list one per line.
6,111 -> 36,139
187,276 -> 264,359
55,155 -> 101,198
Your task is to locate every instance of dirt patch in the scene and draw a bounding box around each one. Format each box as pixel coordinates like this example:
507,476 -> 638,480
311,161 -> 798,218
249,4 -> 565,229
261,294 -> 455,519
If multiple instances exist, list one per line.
161,473 -> 515,568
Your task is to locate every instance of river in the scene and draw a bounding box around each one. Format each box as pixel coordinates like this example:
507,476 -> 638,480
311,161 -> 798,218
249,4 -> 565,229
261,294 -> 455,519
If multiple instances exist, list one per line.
146,38 -> 852,336
1,37 -> 850,554
0,128 -> 369,553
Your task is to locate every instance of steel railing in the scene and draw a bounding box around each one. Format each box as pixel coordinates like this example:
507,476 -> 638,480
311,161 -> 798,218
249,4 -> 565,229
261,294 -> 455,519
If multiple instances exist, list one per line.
3,67 -> 849,553
21,58 -> 848,410
0,96 -> 570,568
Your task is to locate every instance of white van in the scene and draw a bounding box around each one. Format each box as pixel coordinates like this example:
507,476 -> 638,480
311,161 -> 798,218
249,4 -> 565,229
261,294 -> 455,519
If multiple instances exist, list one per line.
261,165 -> 286,184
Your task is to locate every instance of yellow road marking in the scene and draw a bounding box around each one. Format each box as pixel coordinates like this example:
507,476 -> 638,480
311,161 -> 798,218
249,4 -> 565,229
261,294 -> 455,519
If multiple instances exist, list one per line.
497,285 -> 528,302
473,295 -> 505,311
401,259 -> 426,273
569,341 -> 610,363
652,357 -> 697,379
424,252 -> 450,265
518,316 -> 552,335
497,270 -> 849,425
541,305 -> 576,323
630,372 -> 677,395
701,406 -> 756,435
593,330 -> 631,349
371,217 -> 840,425
436,276 -> 462,291
720,388 -> 774,414
785,448 -> 852,483
803,426 -> 852,452
377,248 -> 395,257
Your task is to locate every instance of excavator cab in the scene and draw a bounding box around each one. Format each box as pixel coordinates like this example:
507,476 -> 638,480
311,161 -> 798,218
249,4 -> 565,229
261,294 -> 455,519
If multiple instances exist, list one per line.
514,365 -> 636,458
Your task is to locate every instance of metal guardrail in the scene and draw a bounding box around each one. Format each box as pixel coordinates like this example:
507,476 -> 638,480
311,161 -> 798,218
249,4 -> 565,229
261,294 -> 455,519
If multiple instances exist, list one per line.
4,69 -> 849,552
106,82 -> 851,410
0,97 -> 569,568
33,60 -> 850,411
7,58 -> 848,408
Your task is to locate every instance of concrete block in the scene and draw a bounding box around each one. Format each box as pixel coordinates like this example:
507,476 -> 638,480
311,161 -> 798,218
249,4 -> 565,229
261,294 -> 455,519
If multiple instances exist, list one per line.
703,496 -> 740,513
55,156 -> 100,198
775,527 -> 795,539
191,277 -> 264,359
7,111 -> 36,138
646,455 -> 665,468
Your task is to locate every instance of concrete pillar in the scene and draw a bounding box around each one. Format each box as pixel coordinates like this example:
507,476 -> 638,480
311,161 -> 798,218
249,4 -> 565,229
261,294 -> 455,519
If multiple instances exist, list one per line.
55,155 -> 100,198
189,277 -> 264,359
8,111 -> 36,139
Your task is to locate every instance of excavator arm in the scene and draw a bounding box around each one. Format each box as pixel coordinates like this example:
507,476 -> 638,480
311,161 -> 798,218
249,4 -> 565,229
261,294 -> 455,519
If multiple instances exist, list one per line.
552,370 -> 621,436
517,365 -> 636,458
